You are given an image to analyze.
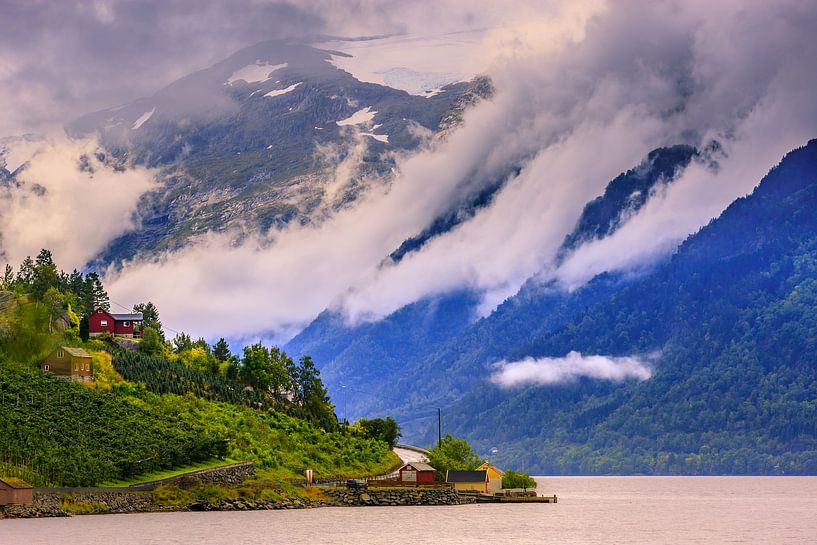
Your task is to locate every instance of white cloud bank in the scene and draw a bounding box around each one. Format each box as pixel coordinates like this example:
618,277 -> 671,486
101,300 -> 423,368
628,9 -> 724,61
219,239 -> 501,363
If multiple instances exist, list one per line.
490,351 -> 653,387
0,136 -> 157,270
102,0 -> 817,340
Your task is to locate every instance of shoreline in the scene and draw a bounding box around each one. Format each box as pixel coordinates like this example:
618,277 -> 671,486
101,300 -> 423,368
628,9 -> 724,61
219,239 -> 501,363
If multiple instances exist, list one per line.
0,486 -> 475,519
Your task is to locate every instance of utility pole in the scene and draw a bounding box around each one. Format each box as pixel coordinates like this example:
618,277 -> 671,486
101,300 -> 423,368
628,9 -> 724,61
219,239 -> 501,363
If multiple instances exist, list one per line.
437,407 -> 442,447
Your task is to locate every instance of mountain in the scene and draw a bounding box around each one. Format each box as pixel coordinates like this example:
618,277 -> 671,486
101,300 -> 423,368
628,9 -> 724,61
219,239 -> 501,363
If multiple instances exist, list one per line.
285,144 -> 700,424
437,139 -> 817,474
67,40 -> 491,265
556,144 -> 697,260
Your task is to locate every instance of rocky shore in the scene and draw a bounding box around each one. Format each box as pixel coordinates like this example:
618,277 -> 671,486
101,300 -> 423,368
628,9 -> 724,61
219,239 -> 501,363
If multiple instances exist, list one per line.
0,487 -> 474,519
325,487 -> 475,507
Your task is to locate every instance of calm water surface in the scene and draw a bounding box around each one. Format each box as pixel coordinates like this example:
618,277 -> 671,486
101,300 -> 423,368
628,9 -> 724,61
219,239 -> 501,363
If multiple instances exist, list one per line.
2,477 -> 816,545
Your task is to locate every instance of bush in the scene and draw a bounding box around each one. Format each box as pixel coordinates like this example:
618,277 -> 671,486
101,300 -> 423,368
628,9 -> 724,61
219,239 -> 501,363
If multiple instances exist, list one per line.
502,470 -> 537,489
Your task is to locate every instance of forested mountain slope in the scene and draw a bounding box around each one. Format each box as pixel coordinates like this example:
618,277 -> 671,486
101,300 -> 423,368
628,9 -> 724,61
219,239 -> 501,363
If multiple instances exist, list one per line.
286,145 -> 699,422
439,139 -> 817,475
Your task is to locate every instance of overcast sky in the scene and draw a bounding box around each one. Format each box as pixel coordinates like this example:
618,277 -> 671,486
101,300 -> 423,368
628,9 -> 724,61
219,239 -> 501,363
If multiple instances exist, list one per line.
0,0 -> 521,135
2,1 -> 817,343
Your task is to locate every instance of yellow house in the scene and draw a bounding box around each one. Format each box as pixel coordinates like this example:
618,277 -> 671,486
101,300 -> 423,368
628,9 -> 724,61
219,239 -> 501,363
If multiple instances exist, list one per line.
446,470 -> 489,493
477,462 -> 505,494
42,346 -> 93,382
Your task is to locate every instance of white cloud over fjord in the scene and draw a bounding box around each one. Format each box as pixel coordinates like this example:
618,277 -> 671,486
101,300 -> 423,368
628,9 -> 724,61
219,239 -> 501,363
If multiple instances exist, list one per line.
490,351 -> 653,388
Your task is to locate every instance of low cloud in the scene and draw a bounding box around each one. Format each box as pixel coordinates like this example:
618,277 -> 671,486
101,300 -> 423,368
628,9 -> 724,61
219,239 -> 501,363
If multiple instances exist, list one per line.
83,1 -> 817,340
490,351 -> 653,387
0,136 -> 157,270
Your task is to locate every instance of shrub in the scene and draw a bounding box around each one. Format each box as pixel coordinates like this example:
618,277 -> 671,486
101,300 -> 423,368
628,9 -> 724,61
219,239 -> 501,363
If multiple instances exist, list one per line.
502,470 -> 537,489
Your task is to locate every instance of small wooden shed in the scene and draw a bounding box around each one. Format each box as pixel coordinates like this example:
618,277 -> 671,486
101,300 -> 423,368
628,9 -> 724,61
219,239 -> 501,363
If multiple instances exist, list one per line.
0,477 -> 33,505
42,346 -> 93,382
446,470 -> 490,493
398,462 -> 436,484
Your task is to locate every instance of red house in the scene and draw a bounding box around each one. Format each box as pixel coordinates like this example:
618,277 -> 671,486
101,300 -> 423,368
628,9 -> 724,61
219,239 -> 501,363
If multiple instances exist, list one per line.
89,308 -> 143,338
398,462 -> 436,484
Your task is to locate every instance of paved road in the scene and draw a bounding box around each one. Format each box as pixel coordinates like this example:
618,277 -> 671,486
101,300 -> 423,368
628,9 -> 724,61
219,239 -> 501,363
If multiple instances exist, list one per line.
393,446 -> 429,463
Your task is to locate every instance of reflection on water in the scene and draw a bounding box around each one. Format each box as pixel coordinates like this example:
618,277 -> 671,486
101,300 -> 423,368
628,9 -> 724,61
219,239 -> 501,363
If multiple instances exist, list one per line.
2,477 -> 816,545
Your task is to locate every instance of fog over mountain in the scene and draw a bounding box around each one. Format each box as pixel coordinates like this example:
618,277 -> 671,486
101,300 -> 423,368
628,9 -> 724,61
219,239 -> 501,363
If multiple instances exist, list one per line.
2,0 -> 817,346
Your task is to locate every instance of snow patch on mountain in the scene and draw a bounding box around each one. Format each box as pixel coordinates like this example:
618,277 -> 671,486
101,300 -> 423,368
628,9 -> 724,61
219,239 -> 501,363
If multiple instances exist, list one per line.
361,132 -> 389,143
337,107 -> 376,126
131,108 -> 155,130
317,30 -> 485,95
0,135 -> 44,173
378,68 -> 462,96
264,82 -> 302,98
226,62 -> 287,85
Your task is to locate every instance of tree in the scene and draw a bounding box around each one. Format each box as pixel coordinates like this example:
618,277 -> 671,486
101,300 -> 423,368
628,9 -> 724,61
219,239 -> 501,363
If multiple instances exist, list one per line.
213,338 -> 231,362
427,434 -> 484,481
43,287 -> 66,332
65,270 -> 88,313
172,332 -> 193,353
240,343 -> 273,393
133,301 -> 162,337
292,355 -> 320,404
225,355 -> 241,381
1,264 -> 13,290
79,315 -> 90,342
31,250 -> 59,300
85,272 -> 109,310
291,355 -> 336,430
358,417 -> 402,448
139,327 -> 163,356
16,256 -> 34,287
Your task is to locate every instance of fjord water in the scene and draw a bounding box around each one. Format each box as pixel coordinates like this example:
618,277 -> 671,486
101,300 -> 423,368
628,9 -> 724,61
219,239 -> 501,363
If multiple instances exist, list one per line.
3,477 -> 816,544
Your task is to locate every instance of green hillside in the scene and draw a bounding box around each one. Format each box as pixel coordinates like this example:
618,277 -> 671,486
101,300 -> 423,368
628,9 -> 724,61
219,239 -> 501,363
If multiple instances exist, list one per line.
0,360 -> 396,486
0,257 -> 397,487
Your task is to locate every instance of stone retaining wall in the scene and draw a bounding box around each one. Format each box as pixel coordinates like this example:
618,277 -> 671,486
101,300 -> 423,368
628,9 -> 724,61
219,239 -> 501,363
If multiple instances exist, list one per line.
0,490 -> 159,518
128,462 -> 256,491
325,487 -> 475,506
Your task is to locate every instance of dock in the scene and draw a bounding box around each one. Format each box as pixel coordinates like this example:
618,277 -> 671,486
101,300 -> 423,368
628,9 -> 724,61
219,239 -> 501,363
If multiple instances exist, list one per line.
460,491 -> 558,504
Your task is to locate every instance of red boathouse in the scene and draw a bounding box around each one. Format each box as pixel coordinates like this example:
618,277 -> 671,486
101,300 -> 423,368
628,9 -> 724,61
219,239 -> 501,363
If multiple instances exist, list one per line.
88,308 -> 143,338
397,462 -> 436,484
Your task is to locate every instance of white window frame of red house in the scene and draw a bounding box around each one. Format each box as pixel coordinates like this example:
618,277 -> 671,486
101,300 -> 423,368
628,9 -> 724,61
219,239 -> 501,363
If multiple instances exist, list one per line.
123,321 -> 130,327
100,320 -> 108,327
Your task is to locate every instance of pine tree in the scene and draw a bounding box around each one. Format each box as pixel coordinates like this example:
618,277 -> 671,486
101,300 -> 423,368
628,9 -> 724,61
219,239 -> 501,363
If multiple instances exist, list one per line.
173,332 -> 193,353
133,302 -> 162,338
85,272 -> 109,310
213,338 -> 231,362
16,256 -> 34,287
31,250 -> 60,300
79,315 -> 90,342
1,264 -> 13,290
